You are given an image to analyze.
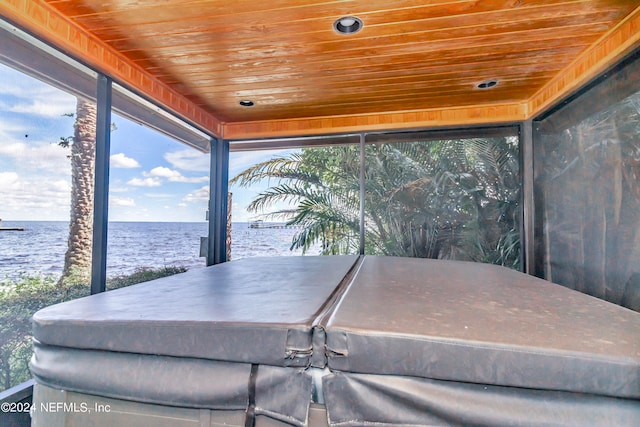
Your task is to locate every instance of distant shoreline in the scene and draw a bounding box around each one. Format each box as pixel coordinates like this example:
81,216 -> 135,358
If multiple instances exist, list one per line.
0,221 -> 312,282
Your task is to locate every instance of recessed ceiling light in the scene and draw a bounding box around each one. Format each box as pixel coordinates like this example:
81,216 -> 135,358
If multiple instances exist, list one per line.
334,16 -> 363,34
476,80 -> 499,89
239,100 -> 254,107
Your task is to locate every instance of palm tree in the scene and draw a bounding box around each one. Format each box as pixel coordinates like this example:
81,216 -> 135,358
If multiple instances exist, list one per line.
232,137 -> 521,268
231,147 -> 361,254
59,98 -> 97,285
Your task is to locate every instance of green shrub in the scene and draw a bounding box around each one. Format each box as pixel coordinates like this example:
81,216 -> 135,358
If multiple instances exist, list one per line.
0,266 -> 187,391
107,266 -> 187,289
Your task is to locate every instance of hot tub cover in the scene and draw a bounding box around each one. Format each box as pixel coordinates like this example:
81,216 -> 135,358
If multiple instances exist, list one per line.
323,256 -> 640,398
30,255 -> 640,426
30,342 -> 315,426
32,255 -> 358,367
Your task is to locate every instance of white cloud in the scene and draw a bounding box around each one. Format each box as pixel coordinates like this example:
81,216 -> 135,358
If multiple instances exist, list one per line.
10,98 -> 76,118
0,64 -> 73,123
171,175 -> 209,183
147,166 -> 208,183
148,166 -> 181,178
0,172 -> 19,188
127,177 -> 161,187
110,196 -> 135,207
0,175 -> 70,220
0,140 -> 70,174
0,117 -> 28,136
0,142 -> 27,157
165,149 -> 209,172
0,64 -> 77,117
110,153 -> 140,168
183,186 -> 209,202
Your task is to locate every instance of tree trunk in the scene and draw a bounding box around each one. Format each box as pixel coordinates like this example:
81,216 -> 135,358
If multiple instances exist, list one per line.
60,99 -> 97,285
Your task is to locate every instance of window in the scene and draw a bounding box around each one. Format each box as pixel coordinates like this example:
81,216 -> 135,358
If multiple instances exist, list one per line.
364,129 -> 521,269
229,136 -> 360,257
228,130 -> 521,266
106,84 -> 210,288
0,57 -> 96,391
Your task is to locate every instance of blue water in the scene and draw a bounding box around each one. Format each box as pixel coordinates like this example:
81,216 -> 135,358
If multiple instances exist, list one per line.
0,221 -> 320,281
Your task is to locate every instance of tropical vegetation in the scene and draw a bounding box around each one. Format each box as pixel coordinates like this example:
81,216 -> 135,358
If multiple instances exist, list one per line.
231,136 -> 521,268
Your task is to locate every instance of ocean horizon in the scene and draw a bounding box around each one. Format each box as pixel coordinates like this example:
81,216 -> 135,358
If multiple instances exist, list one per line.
0,220 -> 319,282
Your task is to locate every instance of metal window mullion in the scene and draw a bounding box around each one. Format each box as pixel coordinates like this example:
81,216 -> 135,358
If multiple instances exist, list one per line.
207,138 -> 230,265
520,120 -> 535,275
207,138 -> 217,266
90,75 -> 112,294
359,133 -> 365,255
215,139 -> 230,264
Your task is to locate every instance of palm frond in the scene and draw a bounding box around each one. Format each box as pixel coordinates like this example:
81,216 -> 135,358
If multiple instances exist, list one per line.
230,153 -> 306,186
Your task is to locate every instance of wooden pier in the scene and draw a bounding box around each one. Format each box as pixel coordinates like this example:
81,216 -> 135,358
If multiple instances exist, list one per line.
249,221 -> 299,229
0,219 -> 25,231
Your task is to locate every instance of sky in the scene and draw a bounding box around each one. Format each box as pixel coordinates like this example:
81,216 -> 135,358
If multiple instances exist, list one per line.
0,62 -> 294,223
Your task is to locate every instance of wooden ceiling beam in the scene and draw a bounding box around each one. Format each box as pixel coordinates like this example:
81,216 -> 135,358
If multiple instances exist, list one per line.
222,102 -> 527,140
0,0 -> 223,139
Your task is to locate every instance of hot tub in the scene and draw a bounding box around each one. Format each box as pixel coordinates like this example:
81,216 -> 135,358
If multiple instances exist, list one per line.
30,256 -> 640,426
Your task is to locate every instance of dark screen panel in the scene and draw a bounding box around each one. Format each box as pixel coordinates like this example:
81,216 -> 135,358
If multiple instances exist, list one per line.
533,52 -> 640,310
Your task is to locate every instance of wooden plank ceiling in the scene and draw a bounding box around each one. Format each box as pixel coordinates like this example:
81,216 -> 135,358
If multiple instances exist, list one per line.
3,0 -> 640,139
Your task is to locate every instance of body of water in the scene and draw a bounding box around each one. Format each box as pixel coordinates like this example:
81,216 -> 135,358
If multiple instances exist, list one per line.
0,221 -> 320,282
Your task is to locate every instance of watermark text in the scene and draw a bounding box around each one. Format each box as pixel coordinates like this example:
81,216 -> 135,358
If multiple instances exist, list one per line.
2,401 -> 111,415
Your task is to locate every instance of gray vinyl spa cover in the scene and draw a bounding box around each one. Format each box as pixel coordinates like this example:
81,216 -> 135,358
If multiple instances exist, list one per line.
32,255 -> 358,367
30,342 -> 315,426
30,255 -> 357,426
323,256 -> 640,399
30,255 -> 640,426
